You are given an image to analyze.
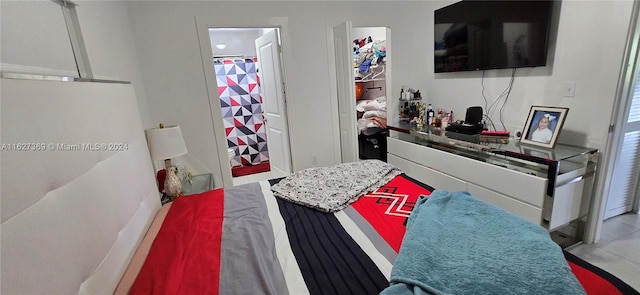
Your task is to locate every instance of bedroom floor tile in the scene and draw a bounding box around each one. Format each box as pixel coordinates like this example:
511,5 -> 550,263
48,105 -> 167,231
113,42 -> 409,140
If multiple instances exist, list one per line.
232,171 -> 273,185
569,213 -> 640,292
570,245 -> 640,291
598,217 -> 640,242
615,212 -> 640,228
597,230 -> 640,264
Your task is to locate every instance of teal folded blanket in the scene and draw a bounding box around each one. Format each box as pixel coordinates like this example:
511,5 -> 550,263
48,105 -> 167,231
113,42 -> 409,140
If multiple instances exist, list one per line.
381,190 -> 585,295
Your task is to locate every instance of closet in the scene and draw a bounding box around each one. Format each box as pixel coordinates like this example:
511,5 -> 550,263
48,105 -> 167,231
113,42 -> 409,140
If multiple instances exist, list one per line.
353,27 -> 388,162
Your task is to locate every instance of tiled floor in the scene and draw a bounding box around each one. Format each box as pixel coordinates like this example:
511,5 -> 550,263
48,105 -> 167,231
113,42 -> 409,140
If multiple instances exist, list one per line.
232,165 -> 290,186
232,170 -> 274,186
568,212 -> 640,292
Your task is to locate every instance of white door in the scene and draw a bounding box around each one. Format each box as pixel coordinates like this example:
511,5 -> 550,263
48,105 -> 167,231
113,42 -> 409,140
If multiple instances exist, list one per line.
604,70 -> 640,219
333,22 -> 359,163
255,29 -> 292,177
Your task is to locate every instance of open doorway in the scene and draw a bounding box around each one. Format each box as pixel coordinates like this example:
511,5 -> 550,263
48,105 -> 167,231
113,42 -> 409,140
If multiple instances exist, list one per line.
207,27 -> 292,185
353,27 -> 389,162
584,3 -> 640,244
333,22 -> 391,163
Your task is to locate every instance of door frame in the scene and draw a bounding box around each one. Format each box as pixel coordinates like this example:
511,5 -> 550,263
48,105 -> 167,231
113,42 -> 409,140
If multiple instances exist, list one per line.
328,22 -> 393,164
195,17 -> 295,187
333,21 -> 358,163
588,0 -> 640,243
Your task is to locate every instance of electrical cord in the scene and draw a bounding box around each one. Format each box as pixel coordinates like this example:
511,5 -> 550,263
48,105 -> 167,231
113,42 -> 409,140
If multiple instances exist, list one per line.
498,68 -> 517,131
480,68 -> 517,131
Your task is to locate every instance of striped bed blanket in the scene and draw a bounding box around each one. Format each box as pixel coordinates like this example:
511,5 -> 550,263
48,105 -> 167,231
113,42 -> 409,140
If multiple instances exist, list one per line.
128,174 -> 430,294
125,175 -> 638,295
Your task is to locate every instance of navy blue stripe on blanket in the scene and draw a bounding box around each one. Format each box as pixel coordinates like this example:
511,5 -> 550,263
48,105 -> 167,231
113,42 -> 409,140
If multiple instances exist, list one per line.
276,198 -> 388,295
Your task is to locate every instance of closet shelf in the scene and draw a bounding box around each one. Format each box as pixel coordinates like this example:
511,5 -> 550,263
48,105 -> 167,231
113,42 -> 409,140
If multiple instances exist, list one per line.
355,64 -> 385,83
356,78 -> 385,83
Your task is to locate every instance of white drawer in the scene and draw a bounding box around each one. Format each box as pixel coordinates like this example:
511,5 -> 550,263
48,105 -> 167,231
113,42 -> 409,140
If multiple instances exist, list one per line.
388,153 -> 466,192
388,137 -> 547,207
467,183 -> 543,225
547,178 -> 584,230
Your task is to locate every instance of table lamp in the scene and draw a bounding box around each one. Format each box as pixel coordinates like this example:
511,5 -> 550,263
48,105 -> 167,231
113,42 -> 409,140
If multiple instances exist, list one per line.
146,124 -> 188,200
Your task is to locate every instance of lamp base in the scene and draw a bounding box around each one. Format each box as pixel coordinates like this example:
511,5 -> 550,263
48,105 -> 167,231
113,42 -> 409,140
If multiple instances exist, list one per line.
164,165 -> 182,200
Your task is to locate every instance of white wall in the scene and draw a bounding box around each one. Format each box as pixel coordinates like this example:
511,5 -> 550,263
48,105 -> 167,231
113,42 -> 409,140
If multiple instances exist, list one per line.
352,27 -> 386,43
426,0 -> 633,152
2,0 -> 632,242
74,1 -> 153,129
124,1 -> 445,176
0,0 -> 77,76
0,0 -> 154,145
117,1 -> 631,190
208,28 -> 263,57
3,0 -> 632,178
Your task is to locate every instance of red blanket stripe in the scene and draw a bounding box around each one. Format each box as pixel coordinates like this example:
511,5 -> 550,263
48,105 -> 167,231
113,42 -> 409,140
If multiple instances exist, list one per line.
353,175 -> 630,295
351,175 -> 432,252
130,189 -> 225,295
567,260 -> 623,295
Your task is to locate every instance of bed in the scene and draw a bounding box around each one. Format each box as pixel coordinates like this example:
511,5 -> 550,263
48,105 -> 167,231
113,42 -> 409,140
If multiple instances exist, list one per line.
115,166 -> 638,295
2,78 -> 638,295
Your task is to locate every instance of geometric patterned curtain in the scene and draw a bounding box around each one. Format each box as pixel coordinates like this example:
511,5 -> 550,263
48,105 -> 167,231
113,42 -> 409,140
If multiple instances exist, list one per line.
214,58 -> 269,167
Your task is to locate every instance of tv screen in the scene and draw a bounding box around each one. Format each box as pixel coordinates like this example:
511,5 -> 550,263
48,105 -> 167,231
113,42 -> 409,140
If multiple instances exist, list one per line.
434,0 -> 553,73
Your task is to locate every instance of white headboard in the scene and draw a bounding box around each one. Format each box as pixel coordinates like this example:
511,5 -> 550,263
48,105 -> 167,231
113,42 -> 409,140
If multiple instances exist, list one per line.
1,78 -> 161,294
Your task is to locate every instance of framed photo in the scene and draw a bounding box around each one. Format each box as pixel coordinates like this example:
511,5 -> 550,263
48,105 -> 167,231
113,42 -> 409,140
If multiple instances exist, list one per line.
520,106 -> 569,149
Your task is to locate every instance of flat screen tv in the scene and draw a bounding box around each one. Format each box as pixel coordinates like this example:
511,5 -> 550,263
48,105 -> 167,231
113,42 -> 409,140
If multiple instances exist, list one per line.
434,0 -> 554,73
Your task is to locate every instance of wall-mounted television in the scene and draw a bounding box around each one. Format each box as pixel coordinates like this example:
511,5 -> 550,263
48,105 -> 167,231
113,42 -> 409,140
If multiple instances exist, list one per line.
434,0 -> 554,73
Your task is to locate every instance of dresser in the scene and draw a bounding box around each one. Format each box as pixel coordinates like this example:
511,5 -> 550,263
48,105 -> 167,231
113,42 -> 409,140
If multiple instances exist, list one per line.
387,124 -> 598,247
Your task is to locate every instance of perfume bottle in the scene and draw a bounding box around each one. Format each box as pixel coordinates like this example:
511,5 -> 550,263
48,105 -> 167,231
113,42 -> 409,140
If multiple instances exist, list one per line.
436,108 -> 444,127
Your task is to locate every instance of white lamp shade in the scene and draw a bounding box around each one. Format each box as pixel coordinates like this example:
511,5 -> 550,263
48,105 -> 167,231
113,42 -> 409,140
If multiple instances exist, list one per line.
146,125 -> 188,160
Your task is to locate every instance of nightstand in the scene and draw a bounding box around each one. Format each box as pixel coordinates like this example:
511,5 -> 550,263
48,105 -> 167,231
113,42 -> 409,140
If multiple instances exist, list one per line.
181,172 -> 213,195
173,156 -> 213,196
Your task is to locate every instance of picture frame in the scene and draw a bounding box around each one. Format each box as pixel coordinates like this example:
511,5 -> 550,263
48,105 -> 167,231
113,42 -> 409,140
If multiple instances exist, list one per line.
520,106 -> 569,149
